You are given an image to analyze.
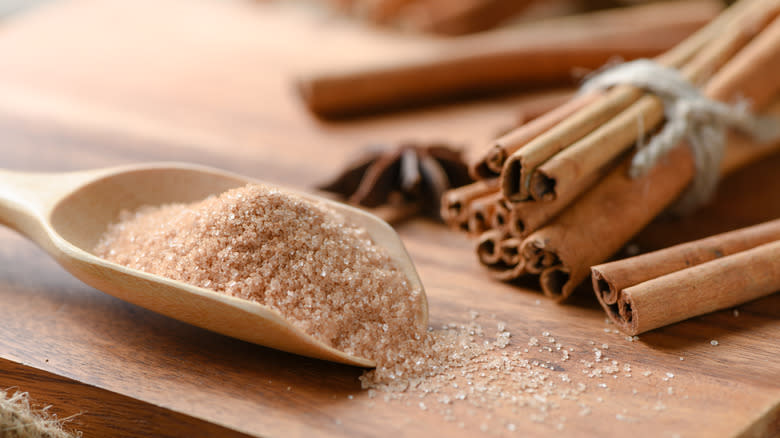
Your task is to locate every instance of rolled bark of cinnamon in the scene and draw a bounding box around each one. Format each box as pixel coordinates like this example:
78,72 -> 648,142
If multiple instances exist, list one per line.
501,85 -> 643,201
298,0 -> 721,118
494,235 -> 526,281
528,94 -> 664,201
705,14 -> 780,111
466,192 -> 502,235
476,229 -> 505,266
490,198 -> 511,232
500,236 -> 524,266
592,218 -> 780,305
490,260 -> 526,282
440,179 -> 498,229
470,91 -> 594,180
396,0 -> 538,36
511,150 -> 629,238
594,238 -> 780,335
476,231 -> 526,280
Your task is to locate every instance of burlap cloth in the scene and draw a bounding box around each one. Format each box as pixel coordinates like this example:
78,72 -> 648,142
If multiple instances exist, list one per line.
0,390 -> 79,438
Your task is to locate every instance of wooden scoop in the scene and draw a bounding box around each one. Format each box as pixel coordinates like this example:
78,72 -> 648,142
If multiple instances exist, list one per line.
0,163 -> 428,367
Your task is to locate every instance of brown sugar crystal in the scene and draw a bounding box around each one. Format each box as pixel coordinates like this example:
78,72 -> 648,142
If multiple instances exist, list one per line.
93,183 -> 427,371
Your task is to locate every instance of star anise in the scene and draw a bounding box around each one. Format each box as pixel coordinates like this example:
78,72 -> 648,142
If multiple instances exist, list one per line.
318,141 -> 474,222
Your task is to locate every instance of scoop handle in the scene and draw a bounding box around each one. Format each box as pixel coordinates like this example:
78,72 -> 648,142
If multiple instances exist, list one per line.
0,168 -> 108,249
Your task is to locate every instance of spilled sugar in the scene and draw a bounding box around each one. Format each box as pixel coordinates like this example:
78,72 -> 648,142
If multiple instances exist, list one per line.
94,183 -> 688,433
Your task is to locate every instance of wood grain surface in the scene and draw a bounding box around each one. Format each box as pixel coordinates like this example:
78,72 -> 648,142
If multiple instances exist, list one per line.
0,1 -> 778,437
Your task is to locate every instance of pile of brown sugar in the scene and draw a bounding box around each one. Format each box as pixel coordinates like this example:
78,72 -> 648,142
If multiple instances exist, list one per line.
94,183 -> 428,370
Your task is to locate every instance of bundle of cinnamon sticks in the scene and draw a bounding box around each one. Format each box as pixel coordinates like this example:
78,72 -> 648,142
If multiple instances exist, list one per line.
443,0 -> 780,311
299,0 -> 721,117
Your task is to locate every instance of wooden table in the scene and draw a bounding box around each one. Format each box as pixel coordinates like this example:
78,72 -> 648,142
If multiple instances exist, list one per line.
0,1 -> 778,436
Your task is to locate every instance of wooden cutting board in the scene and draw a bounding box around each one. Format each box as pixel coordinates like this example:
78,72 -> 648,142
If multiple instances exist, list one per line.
0,1 -> 777,437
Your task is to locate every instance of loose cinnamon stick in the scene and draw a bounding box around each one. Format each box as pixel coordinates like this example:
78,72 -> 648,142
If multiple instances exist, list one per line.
298,0 -> 721,118
597,239 -> 780,335
396,0 -> 538,36
360,0 -> 418,24
592,218 -> 780,306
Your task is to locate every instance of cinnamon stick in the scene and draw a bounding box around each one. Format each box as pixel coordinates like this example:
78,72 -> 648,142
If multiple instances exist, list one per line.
705,14 -> 780,110
360,0 -> 419,24
298,0 -> 721,118
594,237 -> 780,335
477,231 -> 526,280
476,229 -> 505,266
510,150 -> 626,237
470,91 -> 593,180
396,0 -> 538,36
500,236 -> 524,267
490,198 -> 511,232
440,179 -> 498,229
592,218 -> 780,306
466,192 -> 502,235
493,235 -> 527,281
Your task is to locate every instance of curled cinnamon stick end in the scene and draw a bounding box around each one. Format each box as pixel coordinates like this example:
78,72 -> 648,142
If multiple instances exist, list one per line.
476,229 -> 505,267
499,237 -> 523,267
476,231 -> 526,281
540,266 -> 570,302
469,89 -> 577,181
466,192 -> 502,236
490,198 -> 511,232
441,179 -> 498,229
507,203 -> 527,237
520,237 -> 559,275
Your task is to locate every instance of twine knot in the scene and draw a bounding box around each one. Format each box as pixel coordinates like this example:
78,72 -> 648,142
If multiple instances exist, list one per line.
580,59 -> 780,213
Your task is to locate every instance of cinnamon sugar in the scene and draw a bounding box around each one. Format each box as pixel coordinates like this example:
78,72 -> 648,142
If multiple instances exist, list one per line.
94,183 -> 426,369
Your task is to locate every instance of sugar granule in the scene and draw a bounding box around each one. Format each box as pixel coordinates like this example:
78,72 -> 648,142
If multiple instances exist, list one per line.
94,183 -> 426,371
